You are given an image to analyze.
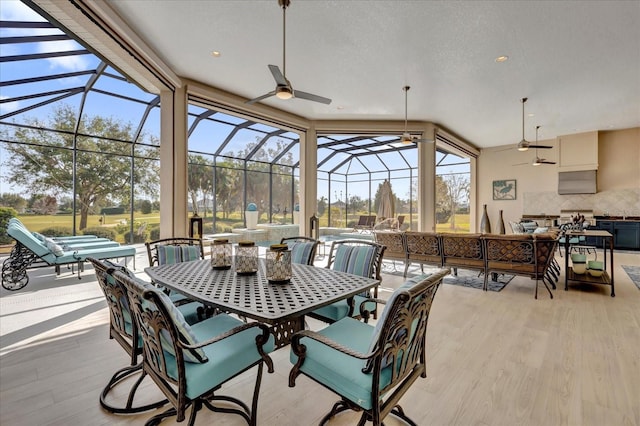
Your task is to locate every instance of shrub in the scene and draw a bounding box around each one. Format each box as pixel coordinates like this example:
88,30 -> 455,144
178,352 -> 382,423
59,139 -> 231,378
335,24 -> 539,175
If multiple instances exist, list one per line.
148,224 -> 160,241
82,226 -> 116,240
100,206 -> 125,215
0,207 -> 18,244
40,226 -> 74,237
124,230 -> 148,244
139,200 -> 152,214
203,222 -> 214,234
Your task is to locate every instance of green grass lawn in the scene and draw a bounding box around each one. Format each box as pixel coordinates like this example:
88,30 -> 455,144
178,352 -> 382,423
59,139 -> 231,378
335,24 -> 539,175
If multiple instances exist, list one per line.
17,212 -> 161,231
436,214 -> 470,233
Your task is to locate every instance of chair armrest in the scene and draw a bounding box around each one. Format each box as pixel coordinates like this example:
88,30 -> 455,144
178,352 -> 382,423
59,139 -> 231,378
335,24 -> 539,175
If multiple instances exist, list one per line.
358,297 -> 387,322
179,321 -> 274,372
290,329 -> 371,360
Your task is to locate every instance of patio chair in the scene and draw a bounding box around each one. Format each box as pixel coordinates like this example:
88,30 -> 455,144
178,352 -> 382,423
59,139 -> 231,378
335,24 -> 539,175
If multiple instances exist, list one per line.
145,237 -> 204,267
88,257 -> 207,414
112,269 -> 275,425
289,269 -> 449,426
354,215 -> 376,233
280,236 -> 320,266
145,237 -> 205,309
308,239 -> 385,324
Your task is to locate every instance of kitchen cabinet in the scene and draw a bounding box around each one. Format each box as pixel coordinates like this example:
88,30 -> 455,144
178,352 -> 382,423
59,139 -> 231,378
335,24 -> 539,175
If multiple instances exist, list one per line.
591,220 -> 640,250
614,222 -> 640,250
558,131 -> 598,172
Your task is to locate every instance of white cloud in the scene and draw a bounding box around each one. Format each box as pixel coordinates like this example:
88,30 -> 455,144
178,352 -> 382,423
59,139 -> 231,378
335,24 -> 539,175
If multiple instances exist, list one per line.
0,0 -> 44,21
36,40 -> 89,72
0,95 -> 20,114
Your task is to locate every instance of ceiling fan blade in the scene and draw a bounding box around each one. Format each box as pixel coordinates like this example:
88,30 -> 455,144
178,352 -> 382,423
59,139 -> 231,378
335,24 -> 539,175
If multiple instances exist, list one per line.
268,64 -> 288,86
512,162 -> 529,166
293,89 -> 332,104
245,90 -> 277,105
528,144 -> 553,149
540,160 -> 556,164
412,137 -> 434,143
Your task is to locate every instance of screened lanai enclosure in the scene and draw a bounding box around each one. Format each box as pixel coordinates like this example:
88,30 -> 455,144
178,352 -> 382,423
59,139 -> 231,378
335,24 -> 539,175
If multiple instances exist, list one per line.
1,1 -> 472,245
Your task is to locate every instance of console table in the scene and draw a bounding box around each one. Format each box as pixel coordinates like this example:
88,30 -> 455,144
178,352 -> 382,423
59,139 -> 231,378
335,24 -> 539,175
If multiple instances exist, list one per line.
563,230 -> 615,297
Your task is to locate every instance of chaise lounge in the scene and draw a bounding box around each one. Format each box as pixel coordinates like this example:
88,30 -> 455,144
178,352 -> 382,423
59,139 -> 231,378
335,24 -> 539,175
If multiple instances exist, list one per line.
2,220 -> 136,291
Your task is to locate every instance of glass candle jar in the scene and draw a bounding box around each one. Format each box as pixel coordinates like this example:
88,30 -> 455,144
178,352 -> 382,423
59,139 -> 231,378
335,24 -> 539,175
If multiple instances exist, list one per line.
210,239 -> 232,270
235,240 -> 258,275
266,243 -> 292,283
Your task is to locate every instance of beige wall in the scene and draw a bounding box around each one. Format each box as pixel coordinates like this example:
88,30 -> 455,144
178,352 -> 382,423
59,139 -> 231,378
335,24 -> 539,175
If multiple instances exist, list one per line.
477,127 -> 640,229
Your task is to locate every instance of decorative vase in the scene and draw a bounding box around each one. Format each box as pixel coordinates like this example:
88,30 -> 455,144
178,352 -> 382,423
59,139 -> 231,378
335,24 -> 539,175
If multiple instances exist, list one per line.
498,210 -> 506,234
245,203 -> 258,230
210,239 -> 232,270
266,244 -> 292,283
480,204 -> 492,234
235,241 -> 258,275
293,203 -> 300,225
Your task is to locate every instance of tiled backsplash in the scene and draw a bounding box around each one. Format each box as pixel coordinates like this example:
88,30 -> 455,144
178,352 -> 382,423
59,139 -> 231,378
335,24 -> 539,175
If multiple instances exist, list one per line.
523,188 -> 640,216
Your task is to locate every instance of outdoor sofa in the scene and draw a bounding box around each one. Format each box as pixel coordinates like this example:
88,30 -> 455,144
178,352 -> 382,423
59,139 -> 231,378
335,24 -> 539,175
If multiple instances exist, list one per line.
373,229 -> 559,298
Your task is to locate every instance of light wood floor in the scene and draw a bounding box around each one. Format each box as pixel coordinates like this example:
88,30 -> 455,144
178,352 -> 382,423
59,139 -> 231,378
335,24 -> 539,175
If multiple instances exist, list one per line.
1,246 -> 639,425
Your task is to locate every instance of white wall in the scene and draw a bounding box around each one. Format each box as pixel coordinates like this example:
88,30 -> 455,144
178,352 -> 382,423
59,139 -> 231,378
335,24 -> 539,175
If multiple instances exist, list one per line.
477,127 -> 640,229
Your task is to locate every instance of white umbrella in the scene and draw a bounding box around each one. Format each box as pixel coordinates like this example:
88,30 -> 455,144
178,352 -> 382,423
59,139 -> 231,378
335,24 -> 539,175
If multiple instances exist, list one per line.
377,180 -> 394,220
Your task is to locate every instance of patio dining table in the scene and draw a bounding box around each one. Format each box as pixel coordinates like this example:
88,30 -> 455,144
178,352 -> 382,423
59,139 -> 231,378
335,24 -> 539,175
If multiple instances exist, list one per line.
145,258 -> 380,348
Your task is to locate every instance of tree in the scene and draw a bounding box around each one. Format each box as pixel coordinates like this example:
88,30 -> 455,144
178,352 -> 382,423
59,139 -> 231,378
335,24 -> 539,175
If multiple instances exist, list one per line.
3,104 -> 159,229
32,195 -> 57,215
435,175 -> 451,224
442,174 -> 470,230
188,154 -> 214,216
0,193 -> 27,213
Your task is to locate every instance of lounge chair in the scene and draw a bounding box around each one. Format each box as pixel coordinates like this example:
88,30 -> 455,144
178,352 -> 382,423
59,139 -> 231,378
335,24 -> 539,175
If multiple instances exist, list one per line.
2,220 -> 136,291
354,215 -> 376,233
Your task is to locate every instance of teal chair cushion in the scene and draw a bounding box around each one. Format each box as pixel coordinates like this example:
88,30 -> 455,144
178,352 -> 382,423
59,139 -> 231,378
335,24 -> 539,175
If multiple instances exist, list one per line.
289,317 -> 392,410
164,314 -> 275,399
157,245 -> 201,264
288,241 -> 316,265
333,245 -> 377,279
313,244 -> 379,322
311,294 -> 374,323
155,245 -> 201,304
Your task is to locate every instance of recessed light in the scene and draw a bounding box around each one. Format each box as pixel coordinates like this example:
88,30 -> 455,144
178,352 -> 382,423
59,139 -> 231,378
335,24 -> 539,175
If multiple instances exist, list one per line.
528,113 -> 535,117
211,51 -> 221,57
336,106 -> 344,110
495,55 -> 509,63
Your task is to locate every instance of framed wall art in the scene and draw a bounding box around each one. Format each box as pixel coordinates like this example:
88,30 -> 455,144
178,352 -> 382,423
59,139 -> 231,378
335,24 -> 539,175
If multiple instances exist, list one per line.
493,179 -> 516,200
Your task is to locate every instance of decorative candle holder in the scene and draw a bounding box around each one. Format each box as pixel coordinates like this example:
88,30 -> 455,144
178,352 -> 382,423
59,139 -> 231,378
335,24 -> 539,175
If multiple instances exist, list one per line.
235,240 -> 258,275
266,243 -> 291,284
210,239 -> 232,270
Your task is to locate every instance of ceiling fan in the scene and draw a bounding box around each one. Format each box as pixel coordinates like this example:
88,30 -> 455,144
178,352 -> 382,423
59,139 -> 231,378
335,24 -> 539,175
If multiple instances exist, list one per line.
400,86 -> 433,144
531,125 -> 556,165
513,125 -> 556,166
245,0 -> 331,105
517,98 -> 552,151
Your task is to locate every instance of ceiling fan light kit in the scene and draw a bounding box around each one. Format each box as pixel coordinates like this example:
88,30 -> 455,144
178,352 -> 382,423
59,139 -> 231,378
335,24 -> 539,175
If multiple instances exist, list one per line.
246,0 -> 331,105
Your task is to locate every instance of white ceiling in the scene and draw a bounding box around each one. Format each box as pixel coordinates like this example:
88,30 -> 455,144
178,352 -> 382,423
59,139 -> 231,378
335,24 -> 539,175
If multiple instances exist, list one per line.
105,1 -> 639,148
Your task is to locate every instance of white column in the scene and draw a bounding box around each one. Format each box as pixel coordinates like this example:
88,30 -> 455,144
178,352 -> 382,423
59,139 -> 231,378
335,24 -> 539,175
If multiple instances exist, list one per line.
299,125 -> 318,238
159,86 -> 189,238
418,125 -> 436,231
